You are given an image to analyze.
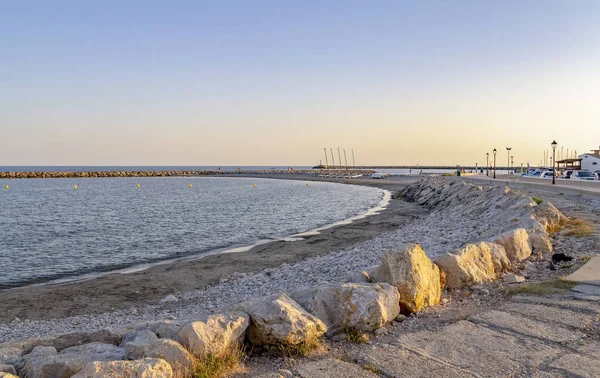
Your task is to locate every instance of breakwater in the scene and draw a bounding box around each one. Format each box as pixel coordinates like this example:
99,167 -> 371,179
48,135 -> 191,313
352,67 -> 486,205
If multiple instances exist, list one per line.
0,169 -> 375,179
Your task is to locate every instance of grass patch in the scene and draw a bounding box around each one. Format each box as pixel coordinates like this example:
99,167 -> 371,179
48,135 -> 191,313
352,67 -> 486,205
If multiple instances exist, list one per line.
194,346 -> 246,378
565,218 -> 593,237
277,337 -> 323,357
506,279 -> 577,297
363,364 -> 382,374
532,197 -> 544,205
343,327 -> 367,344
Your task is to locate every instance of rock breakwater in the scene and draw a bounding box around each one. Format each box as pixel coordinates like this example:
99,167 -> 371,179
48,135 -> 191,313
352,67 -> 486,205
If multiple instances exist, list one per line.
0,169 -> 374,180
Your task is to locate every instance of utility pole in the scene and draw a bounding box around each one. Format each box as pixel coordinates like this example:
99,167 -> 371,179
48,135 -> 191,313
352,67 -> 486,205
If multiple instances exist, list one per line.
337,147 -> 342,169
506,147 -> 512,174
343,149 -> 348,171
352,149 -> 355,167
330,148 -> 335,168
323,148 -> 329,168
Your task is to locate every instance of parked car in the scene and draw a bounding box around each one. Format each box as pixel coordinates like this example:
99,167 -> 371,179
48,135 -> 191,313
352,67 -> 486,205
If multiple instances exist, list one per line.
570,171 -> 598,181
540,171 -> 554,179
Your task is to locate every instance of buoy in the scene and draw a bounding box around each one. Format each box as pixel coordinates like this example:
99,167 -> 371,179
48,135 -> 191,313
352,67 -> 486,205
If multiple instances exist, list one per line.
74,185 -> 78,190
4,185 -> 8,190
253,183 -> 257,187
189,183 -> 193,188
137,184 -> 141,188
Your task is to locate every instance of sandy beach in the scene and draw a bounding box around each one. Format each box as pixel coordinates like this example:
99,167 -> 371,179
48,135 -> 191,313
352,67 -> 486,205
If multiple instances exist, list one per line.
0,175 -> 423,324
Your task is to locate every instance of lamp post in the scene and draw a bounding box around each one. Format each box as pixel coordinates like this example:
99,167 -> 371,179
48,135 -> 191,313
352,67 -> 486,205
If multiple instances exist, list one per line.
506,147 -> 512,174
486,153 -> 489,176
493,148 -> 497,179
551,140 -> 558,185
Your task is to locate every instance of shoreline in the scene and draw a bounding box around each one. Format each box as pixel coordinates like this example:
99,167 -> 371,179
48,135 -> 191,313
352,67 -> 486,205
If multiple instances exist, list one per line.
2,181 -> 391,292
0,176 -> 420,324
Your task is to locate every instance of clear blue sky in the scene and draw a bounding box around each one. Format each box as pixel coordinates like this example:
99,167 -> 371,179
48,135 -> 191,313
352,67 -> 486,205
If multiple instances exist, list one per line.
2,1 -> 599,166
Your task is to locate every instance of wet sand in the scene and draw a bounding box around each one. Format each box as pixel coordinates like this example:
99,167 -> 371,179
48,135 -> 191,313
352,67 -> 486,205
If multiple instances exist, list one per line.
0,176 -> 424,323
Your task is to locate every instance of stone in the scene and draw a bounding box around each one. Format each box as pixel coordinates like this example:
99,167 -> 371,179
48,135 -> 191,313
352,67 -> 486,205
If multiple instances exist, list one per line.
152,320 -> 185,340
21,343 -> 126,378
120,329 -> 158,349
370,244 -> 442,313
293,358 -> 379,378
469,310 -> 586,343
435,242 -> 502,290
127,339 -> 194,377
534,201 -> 567,232
70,358 -> 173,378
277,369 -> 294,378
494,228 -> 532,263
330,334 -> 347,342
236,294 -> 326,346
178,311 -> 249,358
548,354 -> 600,378
0,365 -> 17,375
0,373 -> 18,378
291,283 -> 400,335
351,343 -> 469,378
52,329 -> 122,351
13,346 -> 57,373
160,294 -> 179,303
0,347 -> 22,365
393,321 -> 562,376
504,274 -> 526,284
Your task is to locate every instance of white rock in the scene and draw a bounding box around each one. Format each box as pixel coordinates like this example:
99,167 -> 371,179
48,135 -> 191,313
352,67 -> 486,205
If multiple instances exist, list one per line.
291,283 -> 399,335
21,343 -> 125,378
504,274 -> 526,284
370,244 -> 442,313
178,312 -> 249,358
160,295 -> 179,304
70,358 -> 173,378
236,294 -> 326,346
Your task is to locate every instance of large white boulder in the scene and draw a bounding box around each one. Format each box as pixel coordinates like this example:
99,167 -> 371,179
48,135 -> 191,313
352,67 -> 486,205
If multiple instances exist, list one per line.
124,331 -> 194,376
370,244 -> 442,313
493,229 -> 532,263
236,294 -> 327,346
435,242 -> 506,290
178,311 -> 249,358
70,358 -> 173,378
291,283 -> 400,335
21,343 -> 125,378
12,346 -> 57,374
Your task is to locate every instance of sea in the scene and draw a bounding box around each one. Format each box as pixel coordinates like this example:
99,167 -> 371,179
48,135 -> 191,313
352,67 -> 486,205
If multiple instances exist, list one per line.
0,174 -> 385,290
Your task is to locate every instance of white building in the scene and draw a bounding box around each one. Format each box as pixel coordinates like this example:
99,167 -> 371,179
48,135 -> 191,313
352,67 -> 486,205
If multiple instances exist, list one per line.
579,147 -> 600,171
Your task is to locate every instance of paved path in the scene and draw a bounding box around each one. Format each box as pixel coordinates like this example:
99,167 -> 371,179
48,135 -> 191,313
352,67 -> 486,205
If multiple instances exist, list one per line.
257,285 -> 600,378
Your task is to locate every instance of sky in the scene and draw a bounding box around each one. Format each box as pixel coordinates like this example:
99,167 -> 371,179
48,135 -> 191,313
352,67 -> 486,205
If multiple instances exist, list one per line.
1,1 -> 599,167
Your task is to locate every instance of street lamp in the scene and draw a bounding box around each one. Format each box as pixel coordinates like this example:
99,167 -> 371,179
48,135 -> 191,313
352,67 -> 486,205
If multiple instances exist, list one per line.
506,147 -> 512,174
486,153 -> 489,176
493,148 -> 497,179
551,140 -> 558,185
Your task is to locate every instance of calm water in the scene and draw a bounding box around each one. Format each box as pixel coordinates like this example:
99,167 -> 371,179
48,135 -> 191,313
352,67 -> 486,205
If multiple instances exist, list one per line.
0,177 -> 383,289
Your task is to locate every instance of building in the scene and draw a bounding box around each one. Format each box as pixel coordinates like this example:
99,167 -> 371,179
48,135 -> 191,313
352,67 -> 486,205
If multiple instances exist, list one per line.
579,147 -> 600,171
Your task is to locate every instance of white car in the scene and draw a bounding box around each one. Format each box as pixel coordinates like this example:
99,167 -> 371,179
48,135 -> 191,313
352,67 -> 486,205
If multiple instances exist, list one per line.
540,171 -> 554,179
570,171 -> 598,181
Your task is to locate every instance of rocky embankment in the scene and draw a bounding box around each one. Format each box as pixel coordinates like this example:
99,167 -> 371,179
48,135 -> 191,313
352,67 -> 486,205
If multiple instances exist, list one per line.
0,169 -> 374,179
0,177 -> 569,377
